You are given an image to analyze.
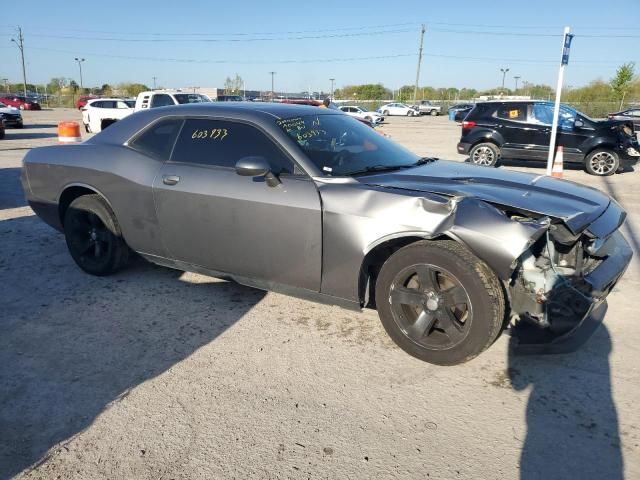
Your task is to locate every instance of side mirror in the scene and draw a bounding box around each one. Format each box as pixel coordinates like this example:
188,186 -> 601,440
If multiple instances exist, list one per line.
574,119 -> 584,129
235,156 -> 280,187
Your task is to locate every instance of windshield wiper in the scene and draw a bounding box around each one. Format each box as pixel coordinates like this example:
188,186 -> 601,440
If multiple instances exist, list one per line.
347,164 -> 414,176
414,156 -> 437,166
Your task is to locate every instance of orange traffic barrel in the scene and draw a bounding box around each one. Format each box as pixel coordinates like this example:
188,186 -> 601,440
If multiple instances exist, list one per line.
58,121 -> 82,143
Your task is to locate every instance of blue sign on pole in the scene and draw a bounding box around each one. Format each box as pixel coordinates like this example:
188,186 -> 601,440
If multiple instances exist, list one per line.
561,34 -> 574,65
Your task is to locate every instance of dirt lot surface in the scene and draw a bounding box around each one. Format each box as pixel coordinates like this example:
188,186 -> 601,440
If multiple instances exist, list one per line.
1,109 -> 639,479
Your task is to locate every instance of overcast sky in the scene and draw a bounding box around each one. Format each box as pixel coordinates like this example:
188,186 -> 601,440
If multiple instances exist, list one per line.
1,0 -> 638,93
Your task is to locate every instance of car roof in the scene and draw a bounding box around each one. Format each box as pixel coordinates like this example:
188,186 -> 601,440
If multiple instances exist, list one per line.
90,102 -> 343,145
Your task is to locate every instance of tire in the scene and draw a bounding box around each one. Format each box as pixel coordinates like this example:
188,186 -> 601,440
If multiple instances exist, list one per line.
0,129 -> 5,139
375,240 -> 505,365
383,110 -> 390,116
64,194 -> 130,276
584,149 -> 619,176
15,123 -> 24,129
469,142 -> 500,167
407,110 -> 414,116
430,110 -> 438,116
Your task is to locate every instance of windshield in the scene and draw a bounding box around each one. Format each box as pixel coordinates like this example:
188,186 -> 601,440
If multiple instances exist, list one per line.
173,94 -> 210,105
276,114 -> 420,176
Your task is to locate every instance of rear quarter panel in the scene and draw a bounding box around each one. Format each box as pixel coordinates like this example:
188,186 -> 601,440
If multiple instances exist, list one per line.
23,143 -> 166,256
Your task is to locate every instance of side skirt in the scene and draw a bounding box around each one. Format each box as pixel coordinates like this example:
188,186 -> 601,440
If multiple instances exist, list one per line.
139,253 -> 362,312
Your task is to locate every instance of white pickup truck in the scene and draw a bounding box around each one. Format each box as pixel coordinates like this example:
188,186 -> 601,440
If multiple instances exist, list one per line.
134,90 -> 211,112
414,101 -> 442,116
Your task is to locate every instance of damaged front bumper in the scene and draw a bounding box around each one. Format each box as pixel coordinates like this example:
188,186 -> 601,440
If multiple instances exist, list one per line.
510,228 -> 633,354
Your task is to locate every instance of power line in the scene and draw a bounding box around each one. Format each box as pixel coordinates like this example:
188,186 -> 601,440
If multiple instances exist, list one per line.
25,28 -> 414,43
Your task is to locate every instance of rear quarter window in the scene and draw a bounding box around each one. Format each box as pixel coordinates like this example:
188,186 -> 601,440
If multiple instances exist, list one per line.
128,118 -> 184,161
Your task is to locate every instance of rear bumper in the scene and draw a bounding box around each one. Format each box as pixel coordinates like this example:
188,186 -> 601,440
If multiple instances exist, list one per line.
457,142 -> 471,155
512,230 -> 632,354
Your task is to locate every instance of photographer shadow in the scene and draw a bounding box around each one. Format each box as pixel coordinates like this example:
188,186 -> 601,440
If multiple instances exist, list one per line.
508,326 -> 623,480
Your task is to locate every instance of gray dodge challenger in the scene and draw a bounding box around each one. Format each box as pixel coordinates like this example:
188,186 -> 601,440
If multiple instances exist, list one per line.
21,103 -> 633,365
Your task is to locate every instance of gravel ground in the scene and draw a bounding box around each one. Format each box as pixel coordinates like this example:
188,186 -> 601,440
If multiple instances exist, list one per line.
1,109 -> 639,480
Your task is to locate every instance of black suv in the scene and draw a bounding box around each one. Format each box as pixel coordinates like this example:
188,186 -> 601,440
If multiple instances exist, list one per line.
457,101 -> 640,176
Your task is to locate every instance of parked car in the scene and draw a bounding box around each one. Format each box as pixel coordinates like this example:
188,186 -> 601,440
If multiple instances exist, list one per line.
607,107 -> 640,131
22,103 -> 633,365
339,105 -> 384,123
413,101 -> 441,116
81,98 -> 135,133
216,95 -> 243,102
76,95 -> 99,110
377,103 -> 416,116
0,102 -> 24,128
134,90 -> 211,112
0,95 -> 41,110
457,101 -> 640,176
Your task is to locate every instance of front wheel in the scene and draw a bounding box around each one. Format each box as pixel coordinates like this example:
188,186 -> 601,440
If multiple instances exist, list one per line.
375,240 -> 504,365
469,142 -> 500,167
383,110 -> 390,116
584,149 -> 619,176
407,110 -> 414,116
430,110 -> 438,116
64,194 -> 130,276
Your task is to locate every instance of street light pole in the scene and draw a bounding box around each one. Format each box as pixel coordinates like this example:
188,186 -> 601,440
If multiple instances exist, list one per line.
269,71 -> 276,101
74,57 -> 85,91
329,78 -> 335,100
514,75 -> 521,93
500,68 -> 509,94
152,76 -> 157,89
11,27 -> 28,98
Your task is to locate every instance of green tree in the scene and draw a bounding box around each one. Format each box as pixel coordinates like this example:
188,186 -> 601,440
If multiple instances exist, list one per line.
117,82 -> 149,96
611,62 -> 635,108
69,80 -> 79,93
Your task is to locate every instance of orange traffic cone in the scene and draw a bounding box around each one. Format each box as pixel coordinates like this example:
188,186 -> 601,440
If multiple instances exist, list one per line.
551,146 -> 564,178
58,121 -> 82,144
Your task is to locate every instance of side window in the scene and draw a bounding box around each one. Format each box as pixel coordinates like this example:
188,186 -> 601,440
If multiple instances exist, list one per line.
529,103 -> 554,125
116,101 -> 129,109
101,100 -> 117,109
128,118 -> 183,161
495,103 -> 526,122
171,118 -> 296,174
150,94 -> 175,108
92,101 -> 103,108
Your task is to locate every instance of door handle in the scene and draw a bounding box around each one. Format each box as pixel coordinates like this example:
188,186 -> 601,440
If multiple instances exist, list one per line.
162,175 -> 180,186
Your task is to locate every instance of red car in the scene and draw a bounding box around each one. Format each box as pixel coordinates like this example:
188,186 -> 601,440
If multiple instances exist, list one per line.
75,95 -> 99,110
0,95 -> 41,110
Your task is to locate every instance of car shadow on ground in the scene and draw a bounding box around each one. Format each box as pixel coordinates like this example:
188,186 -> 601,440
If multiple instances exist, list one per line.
508,326 -> 623,479
0,168 -> 25,210
0,214 -> 266,479
2,132 -> 58,140
21,124 -> 59,129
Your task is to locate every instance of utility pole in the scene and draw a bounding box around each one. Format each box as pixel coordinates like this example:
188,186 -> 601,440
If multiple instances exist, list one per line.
1,78 -> 8,93
329,78 -> 335,100
413,24 -> 426,103
500,68 -> 509,94
74,57 -> 85,91
152,76 -> 157,89
11,27 -> 27,98
514,75 -> 521,93
269,71 -> 276,101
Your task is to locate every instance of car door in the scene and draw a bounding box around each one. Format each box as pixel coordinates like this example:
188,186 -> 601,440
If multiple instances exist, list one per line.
528,103 -> 591,162
152,117 -> 322,291
490,103 -> 538,159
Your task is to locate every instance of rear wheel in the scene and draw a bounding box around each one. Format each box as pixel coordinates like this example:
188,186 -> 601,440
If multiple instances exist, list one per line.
430,109 -> 438,116
469,142 -> 500,167
584,149 -> 619,176
375,240 -> 504,365
64,194 -> 130,276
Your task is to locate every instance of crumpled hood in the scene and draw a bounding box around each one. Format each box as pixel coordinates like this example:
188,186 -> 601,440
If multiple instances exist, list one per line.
358,160 -> 611,233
